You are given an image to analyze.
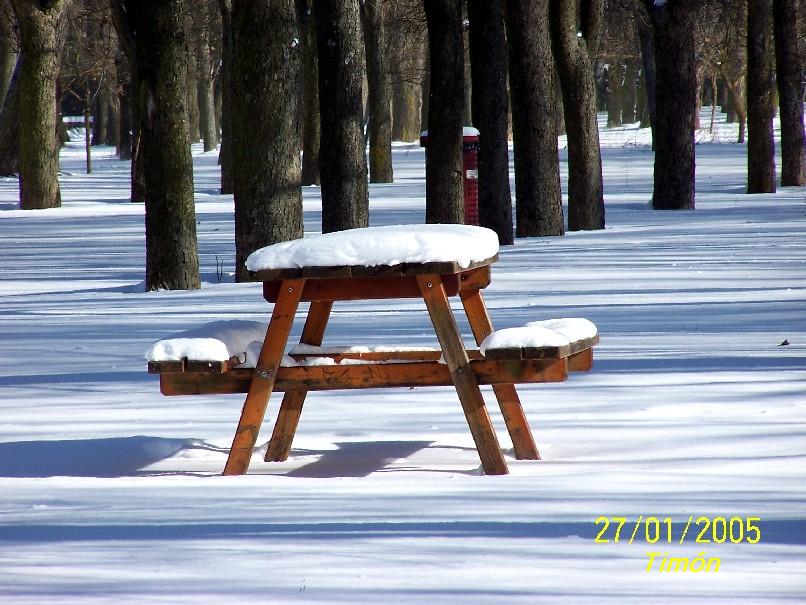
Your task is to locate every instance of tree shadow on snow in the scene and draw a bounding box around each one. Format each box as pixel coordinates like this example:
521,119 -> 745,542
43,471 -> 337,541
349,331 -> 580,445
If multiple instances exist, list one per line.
0,436 -> 222,478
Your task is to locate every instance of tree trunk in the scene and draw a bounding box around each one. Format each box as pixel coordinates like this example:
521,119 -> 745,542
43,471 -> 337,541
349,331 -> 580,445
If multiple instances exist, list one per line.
467,0 -> 513,244
360,0 -> 393,183
297,0 -> 320,185
505,0 -> 564,237
185,42 -> 201,144
0,6 -> 16,104
11,0 -> 68,210
606,63 -> 623,127
390,29 -> 423,142
650,0 -> 696,210
316,0 -> 369,232
112,0 -> 201,290
0,56 -> 20,175
747,0 -> 777,193
622,58 -> 638,123
550,0 -> 605,231
106,91 -> 120,148
230,0 -> 303,281
423,0 -> 464,225
773,0 -> 805,186
637,17 -> 656,141
116,55 -> 133,160
198,42 -> 217,152
217,0 -> 233,193
91,87 -> 108,146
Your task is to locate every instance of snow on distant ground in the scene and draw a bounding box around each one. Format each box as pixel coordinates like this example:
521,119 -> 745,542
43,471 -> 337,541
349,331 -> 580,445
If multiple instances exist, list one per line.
0,111 -> 805,604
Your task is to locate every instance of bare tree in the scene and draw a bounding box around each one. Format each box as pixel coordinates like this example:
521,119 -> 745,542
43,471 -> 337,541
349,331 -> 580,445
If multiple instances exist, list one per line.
317,0 -> 369,231
747,0 -> 777,193
230,0 -> 303,281
505,0 -> 564,236
217,0 -> 233,193
297,0 -> 320,185
0,0 -> 16,102
112,0 -> 201,290
11,0 -> 71,209
467,0 -> 513,244
423,0 -> 464,224
773,0 -> 805,186
361,0 -> 393,183
551,0 -> 605,231
647,0 -> 697,210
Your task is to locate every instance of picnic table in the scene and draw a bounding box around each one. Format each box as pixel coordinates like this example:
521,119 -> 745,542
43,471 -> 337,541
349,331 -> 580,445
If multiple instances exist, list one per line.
147,225 -> 598,475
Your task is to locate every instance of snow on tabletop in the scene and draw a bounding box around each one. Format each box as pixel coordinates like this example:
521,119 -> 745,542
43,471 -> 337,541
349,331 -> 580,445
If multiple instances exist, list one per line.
145,320 -> 266,362
245,224 -> 499,272
526,318 -> 598,342
479,325 -> 571,355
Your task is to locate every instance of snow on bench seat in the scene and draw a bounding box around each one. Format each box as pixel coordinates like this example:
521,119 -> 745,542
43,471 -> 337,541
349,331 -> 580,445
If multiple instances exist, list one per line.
245,224 -> 500,279
146,320 -> 268,373
480,318 -> 598,360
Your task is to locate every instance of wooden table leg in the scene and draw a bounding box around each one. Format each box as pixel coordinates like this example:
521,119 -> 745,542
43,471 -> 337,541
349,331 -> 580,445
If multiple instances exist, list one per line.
265,300 -> 333,462
223,278 -> 305,475
460,289 -> 540,460
416,274 -> 508,475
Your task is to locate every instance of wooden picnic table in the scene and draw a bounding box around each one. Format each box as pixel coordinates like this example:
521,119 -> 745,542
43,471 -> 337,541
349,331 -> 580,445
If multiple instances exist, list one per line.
149,226 -> 598,476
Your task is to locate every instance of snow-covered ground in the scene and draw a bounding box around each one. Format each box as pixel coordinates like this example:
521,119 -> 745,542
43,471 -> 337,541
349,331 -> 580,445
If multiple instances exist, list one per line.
1,112 -> 804,603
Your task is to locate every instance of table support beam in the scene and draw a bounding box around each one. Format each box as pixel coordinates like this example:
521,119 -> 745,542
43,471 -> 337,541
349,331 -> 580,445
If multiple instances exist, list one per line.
460,290 -> 540,460
416,274 -> 508,475
223,279 -> 305,475
265,300 -> 333,462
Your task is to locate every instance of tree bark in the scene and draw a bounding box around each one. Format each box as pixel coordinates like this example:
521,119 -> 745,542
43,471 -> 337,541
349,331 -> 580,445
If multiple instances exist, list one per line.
112,0 -> 201,290
550,0 -> 605,231
297,0 -> 320,185
198,35 -> 218,152
0,56 -> 19,175
467,0 -> 513,244
217,0 -> 233,193
747,0 -> 776,193
360,0 -> 393,183
10,0 -> 69,210
316,0 -> 369,232
0,4 -> 16,104
505,0 -> 564,236
637,13 -> 656,141
185,39 -> 201,144
650,0 -> 696,210
423,0 -> 464,225
230,0 -> 303,282
773,0 -> 805,186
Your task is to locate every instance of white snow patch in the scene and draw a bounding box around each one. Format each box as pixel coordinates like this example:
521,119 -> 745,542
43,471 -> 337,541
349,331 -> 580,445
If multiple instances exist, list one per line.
480,326 -> 570,354
145,320 -> 266,362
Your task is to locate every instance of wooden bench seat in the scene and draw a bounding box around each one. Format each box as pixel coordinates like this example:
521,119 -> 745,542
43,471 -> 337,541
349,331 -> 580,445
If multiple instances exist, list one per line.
148,333 -> 598,397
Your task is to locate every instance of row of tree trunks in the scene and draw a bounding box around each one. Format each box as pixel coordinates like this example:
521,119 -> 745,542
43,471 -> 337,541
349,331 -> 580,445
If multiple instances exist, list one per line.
746,0 -> 777,194
230,0 -> 302,282
316,0 -> 368,233
551,0 -> 605,231
506,0 -> 564,237
467,0 -> 513,245
423,0 -> 464,225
